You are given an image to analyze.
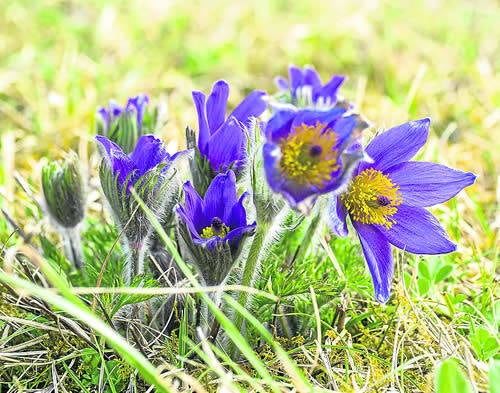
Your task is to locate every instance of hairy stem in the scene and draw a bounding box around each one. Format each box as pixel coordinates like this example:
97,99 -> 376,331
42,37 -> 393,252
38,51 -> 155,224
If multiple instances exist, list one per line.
123,238 -> 147,285
229,223 -> 267,355
62,226 -> 84,270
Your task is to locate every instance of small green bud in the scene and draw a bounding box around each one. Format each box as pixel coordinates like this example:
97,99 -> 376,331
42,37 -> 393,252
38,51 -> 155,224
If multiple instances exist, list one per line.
42,155 -> 85,228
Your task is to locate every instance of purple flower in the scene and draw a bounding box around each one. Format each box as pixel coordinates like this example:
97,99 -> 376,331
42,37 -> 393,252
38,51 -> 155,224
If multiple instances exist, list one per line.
263,106 -> 368,213
275,65 -> 345,108
192,80 -> 267,174
329,119 -> 476,303
96,134 -> 184,192
98,94 -> 149,134
176,170 -> 256,253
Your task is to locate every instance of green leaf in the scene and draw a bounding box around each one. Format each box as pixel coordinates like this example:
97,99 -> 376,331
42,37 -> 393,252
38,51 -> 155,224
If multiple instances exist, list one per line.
470,327 -> 500,361
435,358 -> 473,393
435,264 -> 453,283
490,359 -> 500,393
418,277 -> 430,296
418,261 -> 431,280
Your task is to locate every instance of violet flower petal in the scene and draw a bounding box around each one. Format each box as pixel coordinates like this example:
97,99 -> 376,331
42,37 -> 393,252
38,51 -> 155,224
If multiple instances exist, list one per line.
359,118 -> 430,173
353,221 -> 393,303
328,195 -> 349,238
206,80 -> 230,133
379,204 -> 457,254
387,162 -> 476,207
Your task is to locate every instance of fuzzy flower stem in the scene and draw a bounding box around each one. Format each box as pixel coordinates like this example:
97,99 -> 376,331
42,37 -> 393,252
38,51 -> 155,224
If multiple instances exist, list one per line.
123,240 -> 147,286
231,224 -> 267,346
293,212 -> 321,266
230,206 -> 290,356
62,226 -> 84,270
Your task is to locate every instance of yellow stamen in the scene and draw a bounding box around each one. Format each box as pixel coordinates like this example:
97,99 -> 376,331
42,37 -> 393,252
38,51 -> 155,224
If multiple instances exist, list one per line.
279,122 -> 340,187
341,168 -> 402,229
200,222 -> 230,239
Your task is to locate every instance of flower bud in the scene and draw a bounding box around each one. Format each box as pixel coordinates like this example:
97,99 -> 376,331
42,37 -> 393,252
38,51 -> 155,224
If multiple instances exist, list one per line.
42,155 -> 85,228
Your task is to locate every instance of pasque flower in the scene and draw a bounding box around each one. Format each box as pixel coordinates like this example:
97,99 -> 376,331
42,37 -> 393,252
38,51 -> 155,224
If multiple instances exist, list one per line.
177,170 -> 256,252
274,65 -> 345,108
97,134 -> 187,284
263,106 -> 369,213
96,134 -> 184,193
329,118 -> 476,302
97,94 -> 149,153
176,171 -> 256,286
192,80 -> 267,174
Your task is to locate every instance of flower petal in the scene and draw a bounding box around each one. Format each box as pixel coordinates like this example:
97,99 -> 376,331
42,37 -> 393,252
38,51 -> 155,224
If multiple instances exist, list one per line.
108,100 -> 123,118
130,135 -> 168,177
206,118 -> 245,172
288,65 -> 304,98
95,136 -> 135,186
262,142 -> 285,192
176,204 -> 202,240
387,162 -> 476,207
192,91 -> 210,155
352,221 -> 393,303
226,192 -> 249,228
328,196 -> 349,237
228,90 -> 267,124
331,114 -> 358,147
203,171 -> 238,224
274,76 -> 289,90
182,181 -> 207,230
265,108 -> 296,143
206,80 -> 230,133
360,118 -> 430,173
223,222 -> 257,253
379,204 -> 457,254
126,94 -> 149,130
291,108 -> 347,130
303,66 -> 322,88
320,75 -> 345,101
97,107 -> 110,129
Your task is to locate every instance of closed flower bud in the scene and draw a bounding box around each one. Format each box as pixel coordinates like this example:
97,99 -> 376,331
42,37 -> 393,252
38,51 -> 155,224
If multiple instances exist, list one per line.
42,155 -> 85,228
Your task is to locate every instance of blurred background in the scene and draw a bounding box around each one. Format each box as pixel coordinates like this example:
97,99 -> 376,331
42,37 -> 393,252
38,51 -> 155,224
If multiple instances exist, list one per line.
0,0 -> 498,251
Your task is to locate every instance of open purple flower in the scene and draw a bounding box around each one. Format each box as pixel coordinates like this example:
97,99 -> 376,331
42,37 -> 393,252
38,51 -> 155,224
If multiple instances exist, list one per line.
329,118 -> 476,303
96,134 -> 184,192
176,170 -> 256,254
263,106 -> 368,213
274,65 -> 345,108
192,80 -> 267,174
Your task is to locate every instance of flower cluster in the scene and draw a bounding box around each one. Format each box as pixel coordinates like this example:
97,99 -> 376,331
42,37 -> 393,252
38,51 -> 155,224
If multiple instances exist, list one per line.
89,64 -> 475,307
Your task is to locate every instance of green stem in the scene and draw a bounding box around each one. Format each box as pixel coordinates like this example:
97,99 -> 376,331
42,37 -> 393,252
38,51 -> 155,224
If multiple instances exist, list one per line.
124,240 -> 146,285
292,212 -> 321,266
63,226 -> 84,270
229,223 -> 267,354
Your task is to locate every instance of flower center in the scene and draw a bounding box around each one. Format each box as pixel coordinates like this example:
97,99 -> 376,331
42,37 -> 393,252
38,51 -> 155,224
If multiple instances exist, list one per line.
341,168 -> 403,229
200,216 -> 230,239
279,122 -> 340,187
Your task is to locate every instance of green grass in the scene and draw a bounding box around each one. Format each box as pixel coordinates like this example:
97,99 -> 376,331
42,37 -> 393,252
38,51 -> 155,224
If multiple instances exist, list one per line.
1,0 -> 499,391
